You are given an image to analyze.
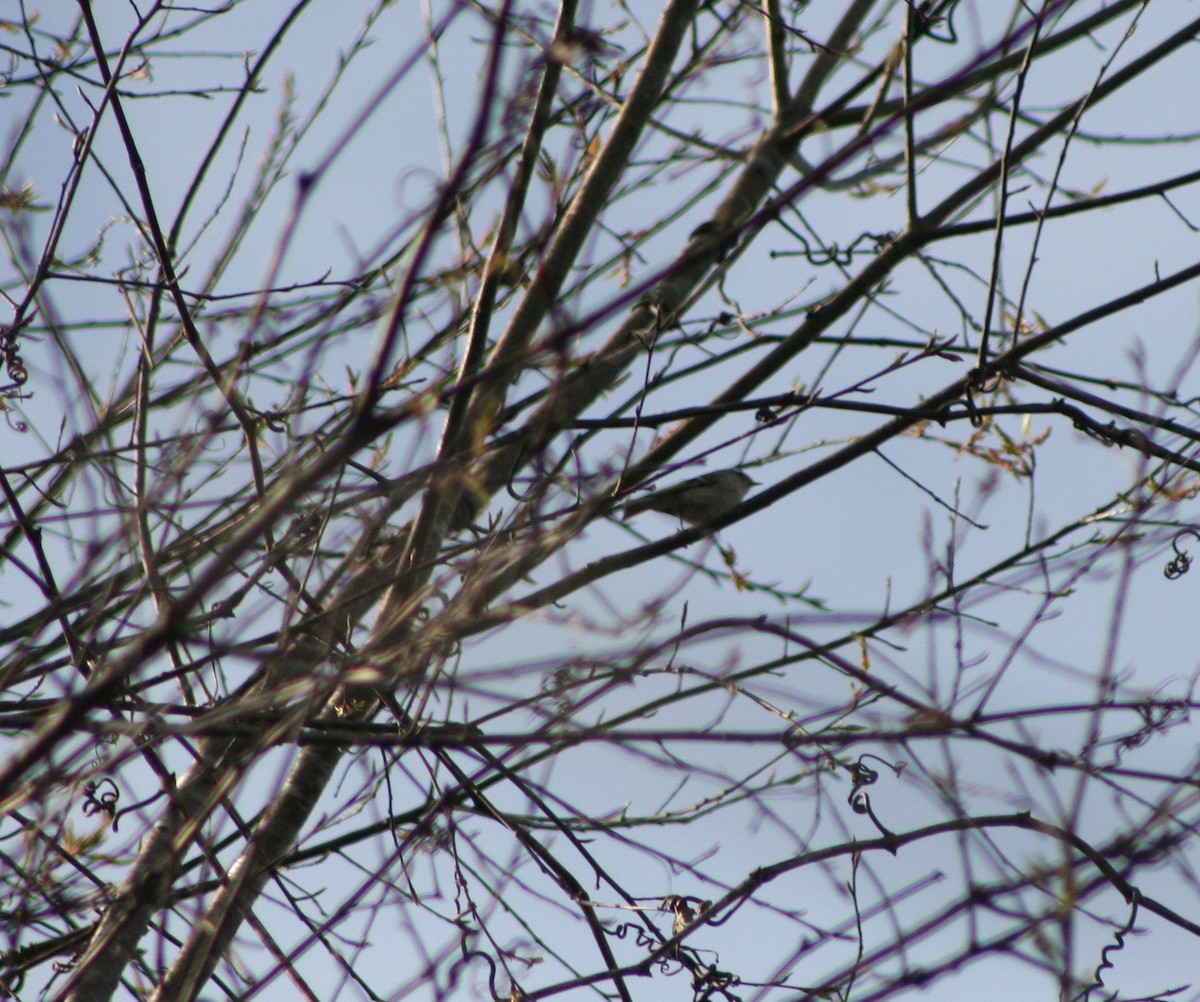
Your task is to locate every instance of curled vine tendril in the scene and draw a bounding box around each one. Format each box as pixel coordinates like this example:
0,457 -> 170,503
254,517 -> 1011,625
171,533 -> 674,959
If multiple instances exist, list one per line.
1076,890 -> 1140,1002
847,754 -> 903,853
81,779 -> 119,824
1163,528 -> 1200,580
1,321 -> 29,393
770,230 -> 883,268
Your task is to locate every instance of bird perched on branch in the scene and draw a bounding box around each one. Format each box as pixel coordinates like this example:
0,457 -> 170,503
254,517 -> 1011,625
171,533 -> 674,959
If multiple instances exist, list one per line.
623,469 -> 757,525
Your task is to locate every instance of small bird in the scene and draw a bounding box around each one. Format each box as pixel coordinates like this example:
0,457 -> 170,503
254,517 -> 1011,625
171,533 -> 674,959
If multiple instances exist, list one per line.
623,469 -> 757,525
